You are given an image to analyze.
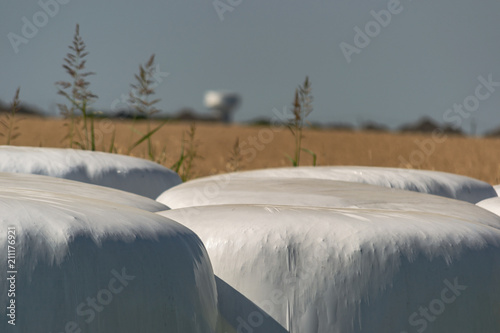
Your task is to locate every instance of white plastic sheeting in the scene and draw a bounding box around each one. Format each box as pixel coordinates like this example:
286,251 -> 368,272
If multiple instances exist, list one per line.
160,203 -> 500,333
0,172 -> 168,212
494,185 -> 500,196
477,197 -> 500,217
181,166 -> 496,203
0,190 -> 218,332
0,146 -> 182,199
157,177 -> 500,226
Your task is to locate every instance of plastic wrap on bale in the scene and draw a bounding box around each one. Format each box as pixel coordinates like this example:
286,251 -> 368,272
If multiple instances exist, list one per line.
0,146 -> 182,199
160,203 -> 500,333
175,166 -> 497,204
0,172 -> 169,212
0,189 -> 217,333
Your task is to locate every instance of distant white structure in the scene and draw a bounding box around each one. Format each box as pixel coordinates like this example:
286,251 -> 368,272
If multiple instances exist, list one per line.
204,91 -> 241,123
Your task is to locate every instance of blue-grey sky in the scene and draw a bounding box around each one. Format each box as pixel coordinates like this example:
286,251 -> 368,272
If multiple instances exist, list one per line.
1,0 -> 499,133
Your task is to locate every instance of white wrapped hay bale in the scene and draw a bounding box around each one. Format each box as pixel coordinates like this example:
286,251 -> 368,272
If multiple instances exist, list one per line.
159,203 -> 500,333
157,177 -> 498,225
0,190 -> 217,333
0,146 -> 182,199
477,196 -> 500,216
493,185 -> 500,196
0,172 -> 168,212
180,166 -> 496,204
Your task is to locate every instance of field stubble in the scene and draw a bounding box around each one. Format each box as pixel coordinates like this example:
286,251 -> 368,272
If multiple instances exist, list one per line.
11,116 -> 500,184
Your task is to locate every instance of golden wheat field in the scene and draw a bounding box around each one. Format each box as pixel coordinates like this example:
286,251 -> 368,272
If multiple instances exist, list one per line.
8,116 -> 500,184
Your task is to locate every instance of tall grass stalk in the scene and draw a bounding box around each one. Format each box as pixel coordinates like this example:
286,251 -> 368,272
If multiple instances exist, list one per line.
226,137 -> 243,172
171,123 -> 201,181
56,24 -> 98,150
128,54 -> 165,160
0,87 -> 22,145
285,76 -> 316,166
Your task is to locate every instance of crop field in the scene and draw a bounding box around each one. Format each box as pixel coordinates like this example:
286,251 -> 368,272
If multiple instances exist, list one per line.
9,115 -> 500,184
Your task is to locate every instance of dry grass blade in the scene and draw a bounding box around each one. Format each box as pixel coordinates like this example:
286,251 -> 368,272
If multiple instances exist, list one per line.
0,87 -> 22,145
173,123 -> 202,182
226,137 -> 243,172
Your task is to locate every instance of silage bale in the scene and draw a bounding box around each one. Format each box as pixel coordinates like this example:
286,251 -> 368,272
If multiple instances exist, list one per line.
0,172 -> 169,212
0,146 -> 182,199
0,189 -> 217,333
160,201 -> 500,333
175,166 -> 496,204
